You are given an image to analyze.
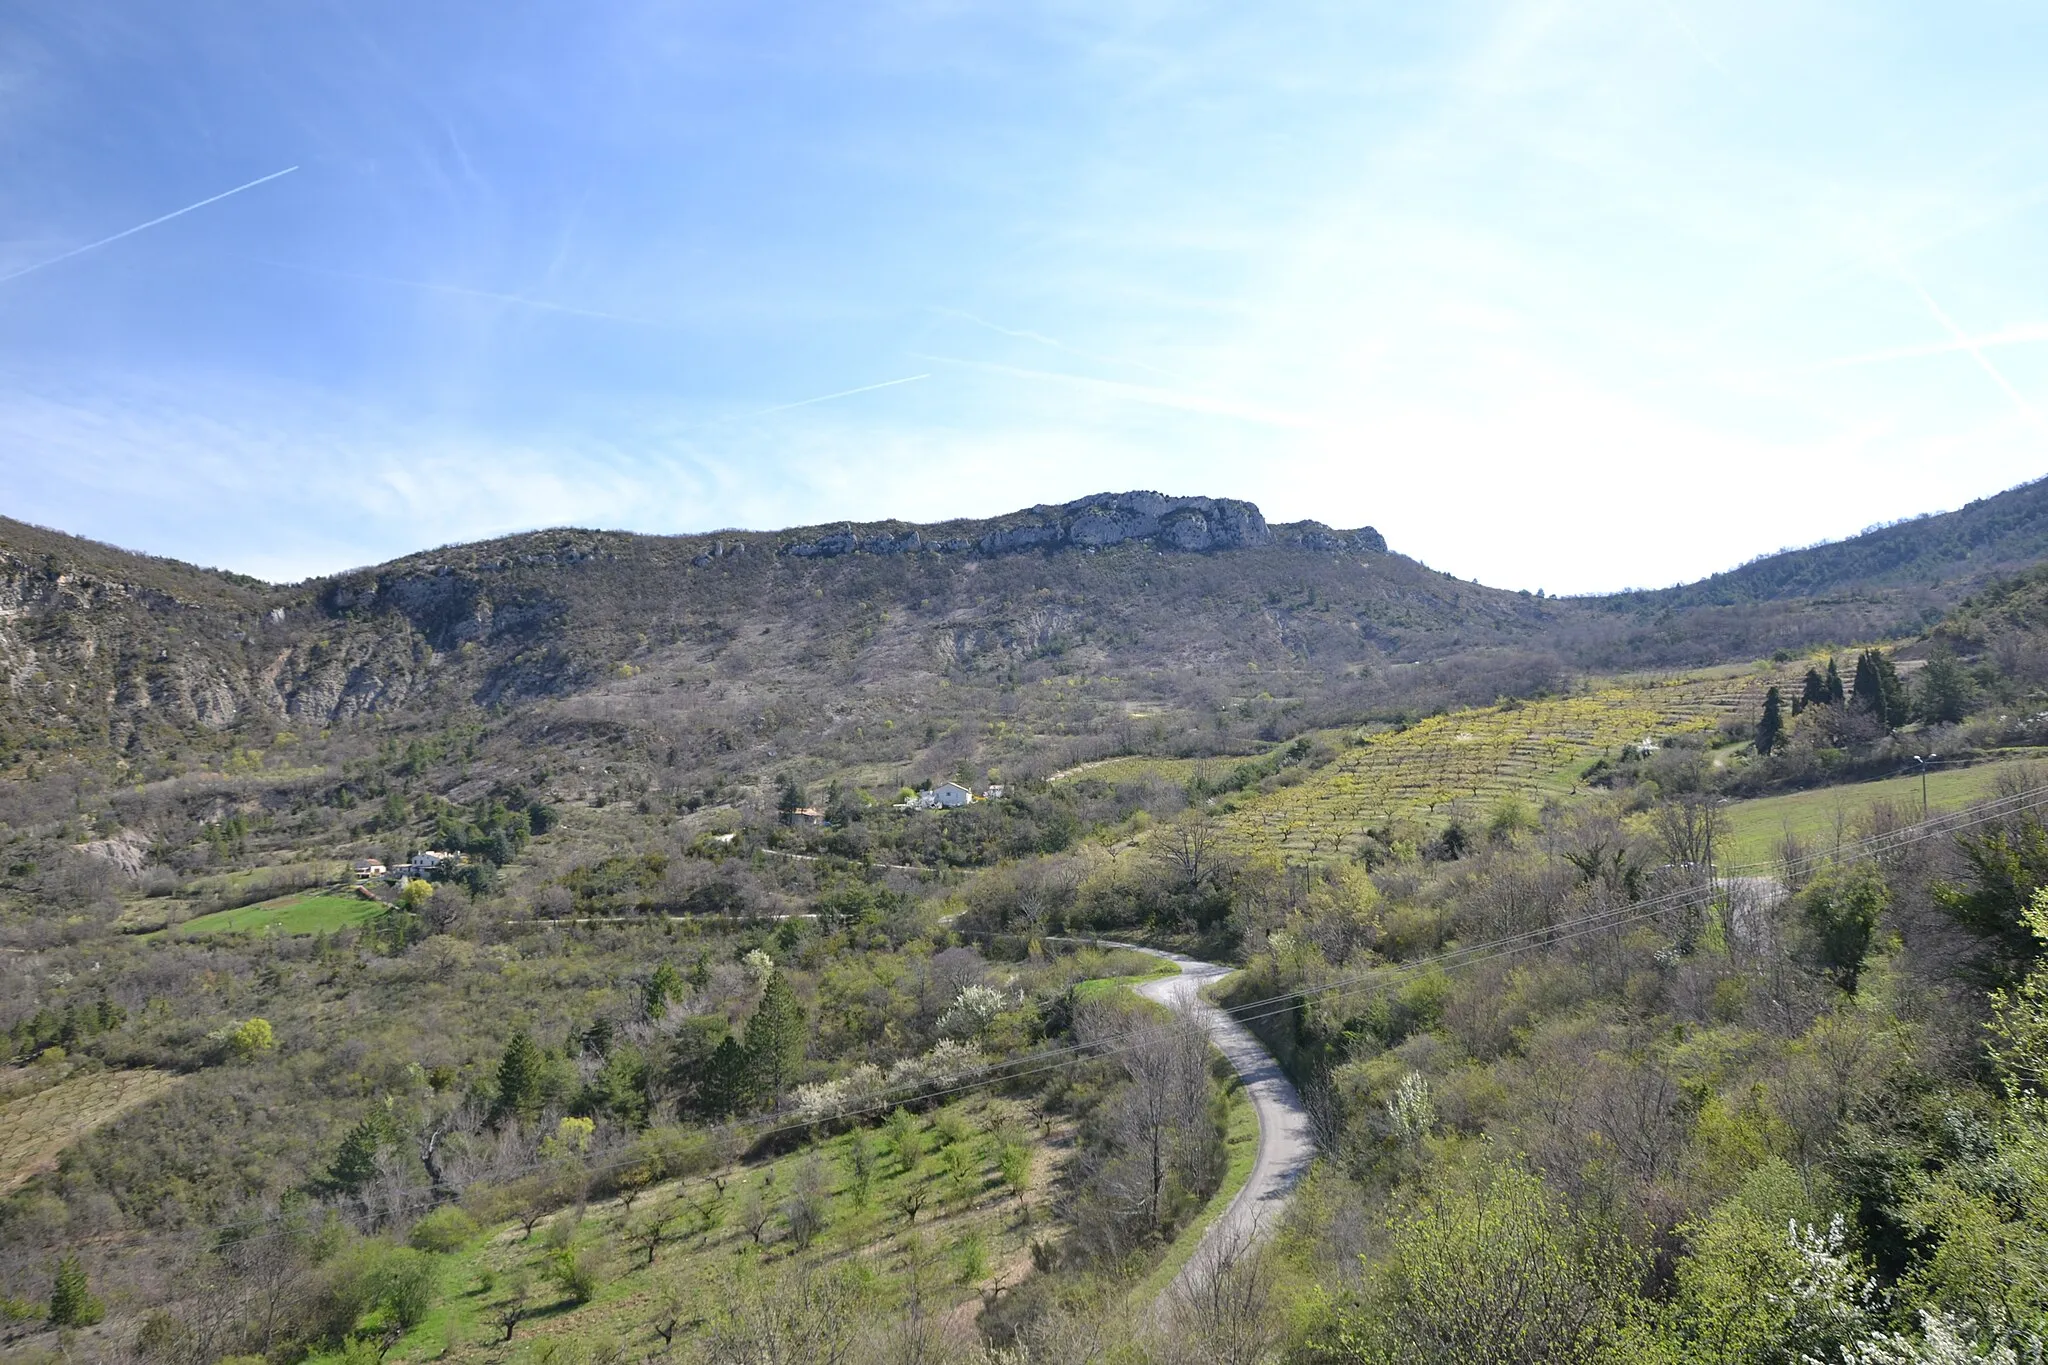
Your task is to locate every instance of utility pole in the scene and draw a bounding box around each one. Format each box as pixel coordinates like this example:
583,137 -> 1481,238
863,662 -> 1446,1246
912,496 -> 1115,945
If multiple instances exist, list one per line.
1912,755 -> 1935,819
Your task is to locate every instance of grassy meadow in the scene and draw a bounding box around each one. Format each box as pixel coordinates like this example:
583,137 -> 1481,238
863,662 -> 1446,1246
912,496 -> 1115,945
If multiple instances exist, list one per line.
1715,754 -> 2044,866
170,890 -> 387,937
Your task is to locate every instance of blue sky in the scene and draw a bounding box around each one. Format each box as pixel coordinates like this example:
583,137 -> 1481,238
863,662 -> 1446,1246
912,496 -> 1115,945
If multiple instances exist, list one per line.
1,1 -> 2045,592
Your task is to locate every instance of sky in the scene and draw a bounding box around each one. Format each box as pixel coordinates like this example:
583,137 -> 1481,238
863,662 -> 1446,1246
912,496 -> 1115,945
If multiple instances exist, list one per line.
1,1 -> 2046,593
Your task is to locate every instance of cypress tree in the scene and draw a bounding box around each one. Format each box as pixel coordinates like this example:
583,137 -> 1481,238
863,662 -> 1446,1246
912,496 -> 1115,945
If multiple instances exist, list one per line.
1756,687 -> 1785,755
493,1029 -> 546,1124
698,1034 -> 749,1116
49,1254 -> 103,1327
1872,651 -> 1908,728
1798,668 -> 1828,713
1825,657 -> 1846,705
744,973 -> 808,1110
1851,651 -> 1882,715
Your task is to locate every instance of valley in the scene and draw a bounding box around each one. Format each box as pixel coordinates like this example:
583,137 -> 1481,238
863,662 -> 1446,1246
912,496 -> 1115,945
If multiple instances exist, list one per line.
7,482 -> 2048,1361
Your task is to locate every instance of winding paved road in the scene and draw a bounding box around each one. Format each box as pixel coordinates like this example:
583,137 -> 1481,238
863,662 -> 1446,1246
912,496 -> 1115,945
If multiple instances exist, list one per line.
1126,948 -> 1316,1294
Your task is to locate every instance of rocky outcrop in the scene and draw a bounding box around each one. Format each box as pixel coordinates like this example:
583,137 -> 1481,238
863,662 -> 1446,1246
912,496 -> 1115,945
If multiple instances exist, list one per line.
1275,521 -> 1388,554
777,491 -> 1282,561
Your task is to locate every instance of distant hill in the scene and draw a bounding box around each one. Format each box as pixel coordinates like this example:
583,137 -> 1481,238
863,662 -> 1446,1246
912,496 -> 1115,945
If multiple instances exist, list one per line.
1601,476 -> 2048,608
5,475 -> 2048,779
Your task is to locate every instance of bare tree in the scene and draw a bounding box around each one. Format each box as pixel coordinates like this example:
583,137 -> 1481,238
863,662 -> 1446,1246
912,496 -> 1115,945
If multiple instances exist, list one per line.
1168,1218 -> 1278,1365
1083,1000 -> 1217,1235
1156,810 -> 1221,898
1650,795 -> 1726,875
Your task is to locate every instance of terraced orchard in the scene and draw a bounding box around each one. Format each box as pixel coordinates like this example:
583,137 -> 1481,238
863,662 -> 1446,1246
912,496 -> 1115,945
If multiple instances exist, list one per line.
1224,666 -> 1795,859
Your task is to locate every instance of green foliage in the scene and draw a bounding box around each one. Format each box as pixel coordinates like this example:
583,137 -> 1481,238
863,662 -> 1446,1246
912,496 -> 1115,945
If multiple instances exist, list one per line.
744,972 -> 808,1109
1798,865 -> 1890,990
406,1205 -> 479,1253
696,1034 -> 749,1117
494,1028 -> 548,1124
643,962 -> 685,1019
48,1254 -> 103,1327
544,1246 -> 602,1304
327,1112 -> 398,1195
1661,1161 -> 1869,1364
1936,815 -> 2048,979
1850,649 -> 1909,729
1756,686 -> 1785,755
368,1247 -> 439,1332
1342,1160 -> 1641,1365
1916,648 -> 1977,725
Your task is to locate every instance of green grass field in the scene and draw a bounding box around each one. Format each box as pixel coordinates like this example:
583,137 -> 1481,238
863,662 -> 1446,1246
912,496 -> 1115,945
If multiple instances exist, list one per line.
1716,754 -> 2046,868
172,890 -> 387,937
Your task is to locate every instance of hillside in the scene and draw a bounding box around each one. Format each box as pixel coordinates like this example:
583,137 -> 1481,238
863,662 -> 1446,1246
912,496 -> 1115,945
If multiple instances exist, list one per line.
9,476 -> 2048,790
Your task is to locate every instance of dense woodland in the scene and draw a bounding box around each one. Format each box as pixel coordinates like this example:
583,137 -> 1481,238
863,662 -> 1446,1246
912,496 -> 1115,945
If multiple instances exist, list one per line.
10,486 -> 2048,1362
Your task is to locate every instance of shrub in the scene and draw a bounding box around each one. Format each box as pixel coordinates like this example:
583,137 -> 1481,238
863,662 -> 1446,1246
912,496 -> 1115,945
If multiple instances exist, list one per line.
407,1206 -> 479,1253
49,1254 -> 103,1327
545,1247 -> 601,1304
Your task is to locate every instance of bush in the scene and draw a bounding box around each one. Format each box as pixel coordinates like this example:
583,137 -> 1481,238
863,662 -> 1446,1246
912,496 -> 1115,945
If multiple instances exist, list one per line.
407,1206 -> 479,1253
48,1254 -> 103,1327
545,1247 -> 602,1304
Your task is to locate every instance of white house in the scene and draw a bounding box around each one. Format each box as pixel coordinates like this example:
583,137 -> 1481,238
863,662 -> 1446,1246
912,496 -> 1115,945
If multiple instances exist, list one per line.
391,850 -> 455,878
351,859 -> 387,880
931,782 -> 973,808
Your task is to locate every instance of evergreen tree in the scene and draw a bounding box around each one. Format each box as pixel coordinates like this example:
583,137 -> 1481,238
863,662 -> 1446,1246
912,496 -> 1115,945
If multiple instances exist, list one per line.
1798,668 -> 1828,714
1851,651 -> 1882,716
48,1254 -> 103,1327
776,774 -> 805,821
1756,687 -> 1785,755
744,973 -> 808,1110
1825,657 -> 1846,705
1916,648 -> 1975,726
1848,649 -> 1909,726
643,962 -> 685,1020
327,1114 -> 392,1194
493,1029 -> 546,1124
698,1034 -> 749,1116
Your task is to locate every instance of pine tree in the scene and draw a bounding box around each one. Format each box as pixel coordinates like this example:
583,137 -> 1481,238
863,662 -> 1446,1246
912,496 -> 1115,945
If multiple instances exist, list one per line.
327,1114 -> 391,1194
744,973 -> 808,1110
1916,649 -> 1975,725
698,1034 -> 749,1116
494,1029 -> 546,1124
1756,687 -> 1785,755
644,963 -> 685,1020
776,774 -> 805,821
48,1254 -> 103,1327
1798,668 -> 1828,714
1825,657 -> 1846,705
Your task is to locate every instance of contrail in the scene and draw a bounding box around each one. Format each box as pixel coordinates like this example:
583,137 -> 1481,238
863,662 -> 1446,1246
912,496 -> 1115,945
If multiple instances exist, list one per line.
745,373 -> 930,417
258,258 -> 665,327
927,306 -> 1191,384
914,353 -> 1312,430
0,166 -> 299,287
1894,263 -> 2048,434
1806,323 -> 2048,373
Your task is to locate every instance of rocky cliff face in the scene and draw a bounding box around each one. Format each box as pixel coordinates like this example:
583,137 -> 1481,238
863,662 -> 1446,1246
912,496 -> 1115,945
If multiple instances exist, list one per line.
775,490 -> 1383,561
